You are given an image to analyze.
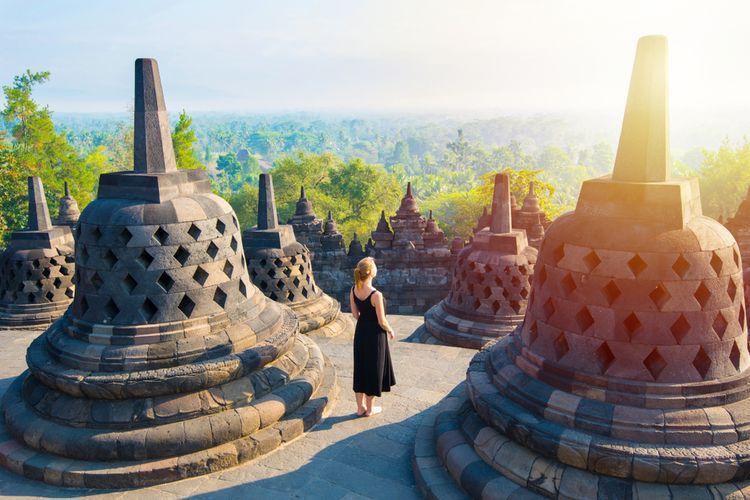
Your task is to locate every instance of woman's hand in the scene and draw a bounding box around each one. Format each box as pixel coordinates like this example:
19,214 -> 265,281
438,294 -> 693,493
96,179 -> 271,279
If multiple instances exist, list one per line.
386,328 -> 395,340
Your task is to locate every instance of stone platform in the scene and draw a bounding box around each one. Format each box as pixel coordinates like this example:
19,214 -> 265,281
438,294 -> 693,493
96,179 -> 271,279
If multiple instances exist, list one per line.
0,315 -> 475,499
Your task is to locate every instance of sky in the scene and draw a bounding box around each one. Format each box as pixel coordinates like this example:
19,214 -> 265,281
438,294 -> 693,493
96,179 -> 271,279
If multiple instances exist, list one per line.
1,0 -> 749,115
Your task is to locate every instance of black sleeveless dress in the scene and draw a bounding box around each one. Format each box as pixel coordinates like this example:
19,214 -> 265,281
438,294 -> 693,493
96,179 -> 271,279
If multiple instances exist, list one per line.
352,288 -> 396,397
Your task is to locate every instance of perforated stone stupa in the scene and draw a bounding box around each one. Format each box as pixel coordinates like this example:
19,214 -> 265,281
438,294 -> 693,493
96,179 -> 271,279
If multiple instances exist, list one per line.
54,181 -> 80,229
287,186 -> 323,253
415,36 -> 750,498
243,174 -> 352,337
423,173 -> 536,349
0,177 -> 75,330
0,58 -> 336,488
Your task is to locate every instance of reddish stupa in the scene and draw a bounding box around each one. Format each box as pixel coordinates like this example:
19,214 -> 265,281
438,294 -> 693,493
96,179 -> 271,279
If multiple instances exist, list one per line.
414,35 -> 750,498
423,173 -> 536,349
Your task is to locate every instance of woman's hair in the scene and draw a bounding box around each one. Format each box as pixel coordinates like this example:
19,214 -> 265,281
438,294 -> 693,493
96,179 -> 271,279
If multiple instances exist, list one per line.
354,257 -> 376,289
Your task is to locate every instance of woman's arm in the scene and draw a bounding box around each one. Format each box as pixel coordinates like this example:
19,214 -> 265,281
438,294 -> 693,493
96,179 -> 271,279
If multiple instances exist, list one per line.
350,288 -> 360,320
372,292 -> 394,339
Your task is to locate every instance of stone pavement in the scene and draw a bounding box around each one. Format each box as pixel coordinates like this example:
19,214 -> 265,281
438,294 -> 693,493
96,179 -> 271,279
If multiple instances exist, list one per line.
0,314 -> 475,499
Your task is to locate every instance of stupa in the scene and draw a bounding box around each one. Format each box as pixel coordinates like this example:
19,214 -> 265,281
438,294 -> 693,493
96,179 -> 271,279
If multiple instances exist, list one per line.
390,182 -> 426,249
423,173 -> 536,349
0,59 -> 336,488
287,186 -> 322,253
311,210 -> 350,309
243,174 -> 351,337
0,177 -> 75,330
415,36 -> 750,498
54,181 -> 81,229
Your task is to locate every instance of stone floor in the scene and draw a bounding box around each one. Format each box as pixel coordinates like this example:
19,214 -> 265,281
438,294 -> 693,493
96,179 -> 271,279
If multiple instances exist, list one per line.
0,315 -> 474,499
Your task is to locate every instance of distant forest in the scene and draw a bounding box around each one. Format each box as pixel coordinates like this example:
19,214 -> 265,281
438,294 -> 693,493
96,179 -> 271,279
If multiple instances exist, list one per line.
1,70 -> 749,243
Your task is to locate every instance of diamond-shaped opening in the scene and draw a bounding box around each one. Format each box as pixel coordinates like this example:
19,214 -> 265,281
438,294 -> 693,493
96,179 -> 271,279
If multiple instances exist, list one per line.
178,295 -> 196,318
298,264 -> 305,274
528,321 -> 538,345
121,274 -> 137,293
602,280 -> 621,306
501,288 -> 510,299
509,300 -> 522,314
259,280 -> 268,290
670,314 -> 691,344
287,290 -> 295,301
583,250 -> 601,272
576,306 -> 594,332
32,259 -> 40,269
537,266 -> 547,286
241,255 -> 246,269
283,267 -> 292,277
482,286 -> 492,299
79,296 -> 89,315
740,305 -> 746,330
213,287 -> 227,308
731,341 -> 742,371
232,215 -> 239,228
543,298 -> 555,320
250,268 -> 258,279
103,299 -> 119,321
552,243 -> 565,264
26,292 -> 35,303
207,241 -> 219,259
102,249 -> 117,269
141,298 -> 158,322
293,276 -> 301,287
644,348 -> 667,380
269,291 -> 278,301
472,298 -> 481,310
223,261 -> 234,279
694,282 -> 711,309
710,252 -> 723,276
157,272 -> 174,292
216,219 -> 226,235
693,347 -> 712,380
595,341 -> 615,374
193,266 -> 209,286
117,227 -> 133,246
60,265 -> 70,276
649,283 -> 671,310
239,280 -> 247,297
734,248 -> 741,268
301,287 -> 309,298
65,287 -> 74,298
174,246 -> 190,265
728,279 -> 738,303
230,237 -> 239,252
628,254 -> 647,277
273,258 -> 284,267
491,300 -> 501,314
552,332 -> 569,361
672,255 -> 690,278
511,276 -> 521,287
468,261 -> 476,271
561,273 -> 576,295
277,279 -> 286,290
713,311 -> 729,339
90,271 -> 103,290
41,267 -> 51,278
290,255 -> 298,265
623,312 -> 642,338
136,250 -> 154,270
268,268 -> 277,278
154,227 -> 169,245
188,223 -> 201,241
520,287 -> 529,299
519,265 -> 527,275
90,226 -> 102,242
45,290 -> 55,302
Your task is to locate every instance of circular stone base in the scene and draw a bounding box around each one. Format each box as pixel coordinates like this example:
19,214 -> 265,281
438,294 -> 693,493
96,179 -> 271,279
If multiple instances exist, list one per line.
0,347 -> 338,489
413,358 -> 750,499
422,301 -> 520,350
0,302 -> 70,331
291,293 -> 345,335
304,310 -> 354,339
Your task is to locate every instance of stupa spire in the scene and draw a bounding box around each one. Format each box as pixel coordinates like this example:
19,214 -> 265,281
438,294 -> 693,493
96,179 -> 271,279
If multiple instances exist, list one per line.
406,181 -> 413,197
27,176 -> 52,231
64,181 -> 70,197
612,35 -> 669,182
300,186 -> 307,200
133,58 -> 177,174
257,173 -> 279,230
489,173 -> 512,234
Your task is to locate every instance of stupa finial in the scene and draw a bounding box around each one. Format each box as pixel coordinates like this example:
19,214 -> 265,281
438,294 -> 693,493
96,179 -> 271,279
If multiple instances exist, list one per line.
64,181 -> 70,197
612,35 -> 669,183
406,182 -> 413,197
27,176 -> 52,231
300,186 -> 307,200
257,173 -> 279,230
133,58 -> 177,174
489,173 -> 512,234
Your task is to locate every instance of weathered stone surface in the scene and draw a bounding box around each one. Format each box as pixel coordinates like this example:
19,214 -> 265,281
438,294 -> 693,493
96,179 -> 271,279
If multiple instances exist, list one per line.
0,177 -> 75,330
54,182 -> 80,229
0,58 -> 336,488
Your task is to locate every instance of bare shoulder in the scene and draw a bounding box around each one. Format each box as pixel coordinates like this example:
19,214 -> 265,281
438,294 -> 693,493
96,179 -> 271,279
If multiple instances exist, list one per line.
372,290 -> 384,302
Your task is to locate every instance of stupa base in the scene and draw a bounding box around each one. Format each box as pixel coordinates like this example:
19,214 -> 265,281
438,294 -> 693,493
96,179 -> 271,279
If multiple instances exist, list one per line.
0,338 -> 338,489
423,301 -> 520,350
0,303 -> 70,331
292,293 -> 350,336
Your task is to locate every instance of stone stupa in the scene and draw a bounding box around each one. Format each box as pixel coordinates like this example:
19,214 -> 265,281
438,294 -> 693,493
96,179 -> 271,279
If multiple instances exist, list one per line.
54,181 -> 81,230
287,186 -> 322,253
423,173 -> 537,349
243,174 -> 352,337
415,35 -> 750,498
0,177 -> 75,330
0,58 -> 336,488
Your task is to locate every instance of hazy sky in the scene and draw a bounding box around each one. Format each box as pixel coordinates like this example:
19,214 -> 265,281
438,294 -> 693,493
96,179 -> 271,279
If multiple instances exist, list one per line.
2,0 -> 748,114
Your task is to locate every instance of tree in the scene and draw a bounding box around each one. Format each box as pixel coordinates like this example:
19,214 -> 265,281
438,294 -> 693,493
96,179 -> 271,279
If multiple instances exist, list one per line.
172,110 -> 204,170
698,139 -> 750,219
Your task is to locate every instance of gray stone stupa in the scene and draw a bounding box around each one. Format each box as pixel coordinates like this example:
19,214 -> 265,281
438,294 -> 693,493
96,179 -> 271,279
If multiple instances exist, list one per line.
54,181 -> 80,229
243,174 -> 352,337
0,58 -> 336,488
0,177 -> 75,330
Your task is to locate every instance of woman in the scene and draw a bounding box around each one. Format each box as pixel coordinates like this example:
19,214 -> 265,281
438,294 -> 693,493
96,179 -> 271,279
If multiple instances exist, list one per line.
350,256 -> 396,417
